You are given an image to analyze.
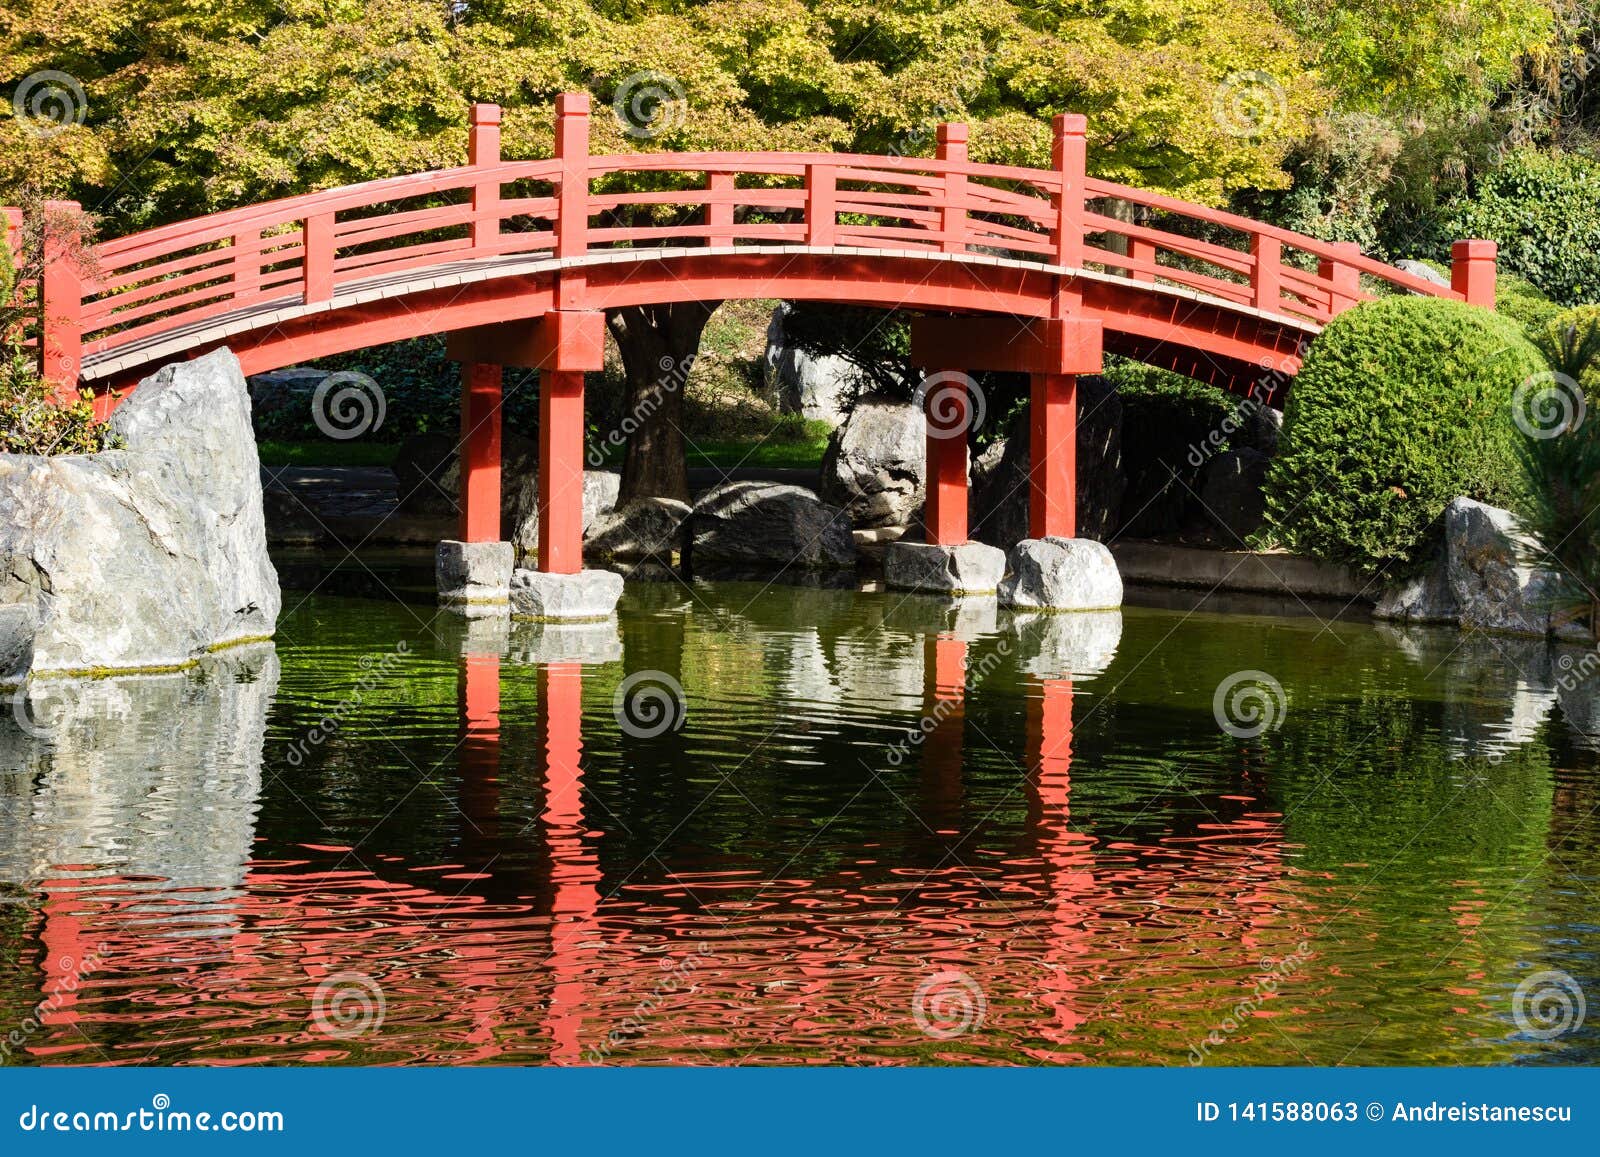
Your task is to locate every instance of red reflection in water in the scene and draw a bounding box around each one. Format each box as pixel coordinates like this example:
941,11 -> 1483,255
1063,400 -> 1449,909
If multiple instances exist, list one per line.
16,648 -> 1307,1066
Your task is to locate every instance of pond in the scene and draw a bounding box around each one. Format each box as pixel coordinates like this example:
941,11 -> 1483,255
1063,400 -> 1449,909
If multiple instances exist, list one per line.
2,559 -> 1597,1066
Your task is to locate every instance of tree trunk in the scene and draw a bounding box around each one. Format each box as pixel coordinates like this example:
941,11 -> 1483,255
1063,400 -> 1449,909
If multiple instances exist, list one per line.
607,301 -> 718,503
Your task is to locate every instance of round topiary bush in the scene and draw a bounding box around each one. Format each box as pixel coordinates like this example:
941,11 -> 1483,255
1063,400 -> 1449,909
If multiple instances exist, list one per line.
1263,296 -> 1540,577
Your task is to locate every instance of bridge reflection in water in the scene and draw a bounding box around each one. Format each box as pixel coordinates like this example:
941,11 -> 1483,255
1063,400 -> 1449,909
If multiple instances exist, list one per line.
5,587 -> 1578,1065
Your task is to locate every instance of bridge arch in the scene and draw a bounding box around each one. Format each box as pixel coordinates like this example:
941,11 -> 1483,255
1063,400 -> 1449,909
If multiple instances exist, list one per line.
14,93 -> 1497,582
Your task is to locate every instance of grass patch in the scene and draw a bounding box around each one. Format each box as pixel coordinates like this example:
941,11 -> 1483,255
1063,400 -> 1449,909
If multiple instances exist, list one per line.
258,440 -> 401,467
592,416 -> 833,472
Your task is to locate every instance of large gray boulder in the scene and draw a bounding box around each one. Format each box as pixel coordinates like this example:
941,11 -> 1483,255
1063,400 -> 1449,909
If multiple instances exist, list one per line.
1373,561 -> 1460,624
765,304 -> 855,427
687,480 -> 856,570
818,394 -> 925,528
1443,498 -> 1559,637
0,349 -> 281,682
971,376 -> 1123,550
999,537 -> 1123,611
585,497 -> 691,561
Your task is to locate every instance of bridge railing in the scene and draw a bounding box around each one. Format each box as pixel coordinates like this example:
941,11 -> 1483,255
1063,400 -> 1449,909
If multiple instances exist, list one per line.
20,93 -> 1491,387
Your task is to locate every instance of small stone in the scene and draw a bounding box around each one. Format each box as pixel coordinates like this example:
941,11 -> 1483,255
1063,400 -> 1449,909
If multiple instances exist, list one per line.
510,568 -> 625,621
1000,537 -> 1123,611
1395,259 -> 1450,288
436,540 -> 513,607
884,540 -> 1007,595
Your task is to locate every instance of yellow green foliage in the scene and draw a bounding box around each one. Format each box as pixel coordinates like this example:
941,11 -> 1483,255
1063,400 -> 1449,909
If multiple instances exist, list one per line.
3,0 -> 1322,227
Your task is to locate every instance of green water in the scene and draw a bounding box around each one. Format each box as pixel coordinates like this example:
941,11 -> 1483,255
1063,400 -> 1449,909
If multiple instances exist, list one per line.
1,567 -> 1596,1065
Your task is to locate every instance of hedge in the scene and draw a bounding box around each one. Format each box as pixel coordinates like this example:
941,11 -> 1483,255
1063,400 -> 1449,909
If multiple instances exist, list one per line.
1440,149 -> 1600,306
1264,296 -> 1539,577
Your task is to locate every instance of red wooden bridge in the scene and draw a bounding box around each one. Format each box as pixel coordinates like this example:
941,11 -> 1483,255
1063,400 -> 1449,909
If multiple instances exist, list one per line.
12,93 -> 1496,571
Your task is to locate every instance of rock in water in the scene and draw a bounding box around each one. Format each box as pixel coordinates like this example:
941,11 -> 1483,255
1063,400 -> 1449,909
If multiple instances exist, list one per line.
0,349 -> 281,681
884,540 -> 1006,595
687,481 -> 856,570
818,394 -> 925,529
1372,555 -> 1460,624
999,537 -> 1123,611
1443,498 -> 1560,637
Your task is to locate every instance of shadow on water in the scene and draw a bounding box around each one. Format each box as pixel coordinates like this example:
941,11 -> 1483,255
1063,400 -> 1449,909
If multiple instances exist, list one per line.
1,570 -> 1598,1066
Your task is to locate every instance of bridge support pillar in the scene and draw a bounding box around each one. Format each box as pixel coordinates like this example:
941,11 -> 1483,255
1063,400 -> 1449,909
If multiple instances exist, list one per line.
884,370 -> 1007,597
460,362 -> 504,544
436,361 -> 514,614
1029,372 -> 1077,541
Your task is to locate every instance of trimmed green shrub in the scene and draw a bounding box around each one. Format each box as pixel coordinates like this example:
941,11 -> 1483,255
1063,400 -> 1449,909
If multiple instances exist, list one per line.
1264,296 -> 1539,576
1440,149 -> 1600,306
1498,273 -> 1562,337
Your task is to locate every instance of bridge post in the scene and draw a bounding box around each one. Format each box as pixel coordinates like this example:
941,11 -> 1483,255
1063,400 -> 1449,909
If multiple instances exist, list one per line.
1029,373 -> 1077,540
923,375 -> 971,547
1451,239 -> 1498,308
937,124 -> 968,253
539,367 -> 585,576
469,103 -> 502,253
1319,242 -> 1361,317
459,362 -> 504,544
40,201 -> 83,401
705,171 -> 736,247
1052,115 -> 1087,269
1252,235 -> 1283,313
554,92 -> 590,310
